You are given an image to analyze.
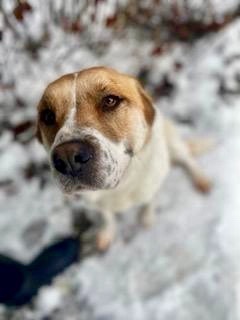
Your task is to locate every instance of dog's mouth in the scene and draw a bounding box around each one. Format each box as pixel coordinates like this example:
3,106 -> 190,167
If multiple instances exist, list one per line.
51,152 -> 130,194
52,164 -> 106,193
50,156 -> 124,194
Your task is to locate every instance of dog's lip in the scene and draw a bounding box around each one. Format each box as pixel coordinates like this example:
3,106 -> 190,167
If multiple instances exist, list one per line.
62,184 -> 88,195
74,185 -> 99,193
75,184 -> 87,191
60,177 -> 101,192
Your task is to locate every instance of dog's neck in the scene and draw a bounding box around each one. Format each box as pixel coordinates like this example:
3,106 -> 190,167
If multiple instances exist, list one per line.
119,108 -> 164,185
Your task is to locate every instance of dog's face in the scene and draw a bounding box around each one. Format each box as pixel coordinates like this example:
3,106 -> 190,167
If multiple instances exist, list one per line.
36,67 -> 155,194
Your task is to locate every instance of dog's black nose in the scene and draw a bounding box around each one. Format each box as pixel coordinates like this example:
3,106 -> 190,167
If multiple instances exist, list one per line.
52,141 -> 94,176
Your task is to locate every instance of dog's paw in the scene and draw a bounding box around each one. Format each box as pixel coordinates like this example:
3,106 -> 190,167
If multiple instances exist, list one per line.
80,225 -> 114,254
96,229 -> 114,252
194,176 -> 213,194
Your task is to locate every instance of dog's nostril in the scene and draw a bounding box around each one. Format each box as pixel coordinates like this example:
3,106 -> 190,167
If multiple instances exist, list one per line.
53,157 -> 67,175
74,150 -> 92,164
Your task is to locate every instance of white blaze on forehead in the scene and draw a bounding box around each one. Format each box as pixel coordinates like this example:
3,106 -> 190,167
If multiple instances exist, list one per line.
50,73 -> 79,151
66,72 -> 78,126
56,73 -> 78,140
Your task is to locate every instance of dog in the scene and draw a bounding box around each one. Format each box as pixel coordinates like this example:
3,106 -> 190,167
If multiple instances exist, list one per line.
36,66 -> 212,251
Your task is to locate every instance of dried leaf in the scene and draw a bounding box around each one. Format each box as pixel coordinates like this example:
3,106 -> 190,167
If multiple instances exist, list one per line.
13,1 -> 32,21
105,14 -> 118,28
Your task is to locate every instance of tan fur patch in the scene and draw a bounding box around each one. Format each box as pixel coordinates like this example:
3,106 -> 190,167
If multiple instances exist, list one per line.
37,74 -> 74,147
136,82 -> 155,127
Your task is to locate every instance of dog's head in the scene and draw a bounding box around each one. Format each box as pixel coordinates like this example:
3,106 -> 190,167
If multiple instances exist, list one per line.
36,67 -> 155,194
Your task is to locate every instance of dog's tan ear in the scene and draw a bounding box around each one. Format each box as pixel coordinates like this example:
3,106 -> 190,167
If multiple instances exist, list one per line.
135,80 -> 155,126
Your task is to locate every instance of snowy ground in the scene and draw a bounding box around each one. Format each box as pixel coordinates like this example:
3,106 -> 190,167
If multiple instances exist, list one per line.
1,2 -> 240,319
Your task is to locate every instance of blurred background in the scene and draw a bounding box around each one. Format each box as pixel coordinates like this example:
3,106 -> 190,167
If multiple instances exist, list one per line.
1,0 -> 240,319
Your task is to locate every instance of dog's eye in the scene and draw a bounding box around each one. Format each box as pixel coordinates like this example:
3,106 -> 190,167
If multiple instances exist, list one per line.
40,109 -> 56,126
102,95 -> 121,110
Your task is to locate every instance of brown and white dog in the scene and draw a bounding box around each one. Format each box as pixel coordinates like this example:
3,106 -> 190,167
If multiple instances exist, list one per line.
36,66 -> 211,250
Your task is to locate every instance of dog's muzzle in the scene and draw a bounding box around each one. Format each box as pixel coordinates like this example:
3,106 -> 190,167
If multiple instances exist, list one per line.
51,138 -> 105,191
50,128 -> 132,193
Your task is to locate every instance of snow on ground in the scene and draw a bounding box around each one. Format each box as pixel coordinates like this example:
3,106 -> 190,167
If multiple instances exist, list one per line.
1,1 -> 240,319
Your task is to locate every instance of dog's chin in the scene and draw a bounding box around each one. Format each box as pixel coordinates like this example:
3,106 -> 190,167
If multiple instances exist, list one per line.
55,176 -> 121,195
56,181 -> 99,195
52,158 -> 129,194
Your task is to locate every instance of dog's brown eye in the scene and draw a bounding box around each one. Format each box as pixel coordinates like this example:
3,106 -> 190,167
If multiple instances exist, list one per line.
40,109 -> 56,126
102,95 -> 121,110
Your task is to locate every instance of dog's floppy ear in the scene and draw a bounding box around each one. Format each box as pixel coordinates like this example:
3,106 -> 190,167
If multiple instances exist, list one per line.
135,80 -> 155,126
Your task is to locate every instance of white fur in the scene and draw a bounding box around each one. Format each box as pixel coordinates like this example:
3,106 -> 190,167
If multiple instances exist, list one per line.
55,72 -> 78,140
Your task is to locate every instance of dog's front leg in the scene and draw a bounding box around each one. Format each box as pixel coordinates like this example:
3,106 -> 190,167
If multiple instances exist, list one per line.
75,207 -> 116,253
96,210 -> 116,251
138,201 -> 156,228
165,119 -> 212,193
